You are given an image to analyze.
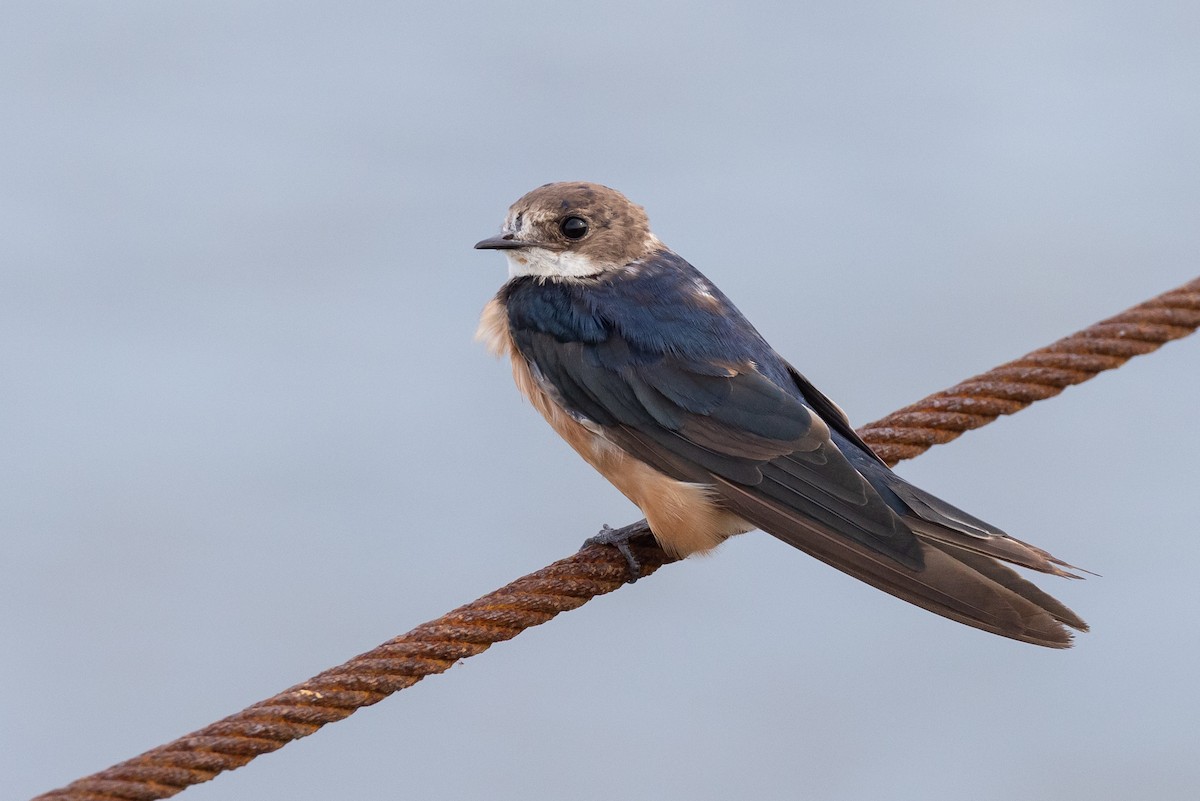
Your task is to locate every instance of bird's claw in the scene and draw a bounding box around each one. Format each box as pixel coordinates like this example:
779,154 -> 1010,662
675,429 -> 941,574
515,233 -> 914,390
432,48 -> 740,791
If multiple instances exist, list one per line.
582,522 -> 649,582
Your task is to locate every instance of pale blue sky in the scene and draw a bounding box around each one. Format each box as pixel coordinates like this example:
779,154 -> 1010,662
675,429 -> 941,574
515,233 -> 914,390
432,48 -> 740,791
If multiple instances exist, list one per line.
3,3 -> 1199,800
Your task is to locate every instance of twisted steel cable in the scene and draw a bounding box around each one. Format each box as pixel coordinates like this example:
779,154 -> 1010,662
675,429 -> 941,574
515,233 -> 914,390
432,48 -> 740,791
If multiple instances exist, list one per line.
33,277 -> 1200,801
858,277 -> 1200,466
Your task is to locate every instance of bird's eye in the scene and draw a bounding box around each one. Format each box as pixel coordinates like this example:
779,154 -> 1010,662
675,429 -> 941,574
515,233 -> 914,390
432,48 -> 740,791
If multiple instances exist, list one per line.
560,216 -> 589,240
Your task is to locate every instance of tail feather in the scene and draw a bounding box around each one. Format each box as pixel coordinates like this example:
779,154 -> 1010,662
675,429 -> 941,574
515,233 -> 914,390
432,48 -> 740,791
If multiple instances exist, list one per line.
910,521 -> 1087,579
714,477 -> 1085,648
922,539 -> 1089,632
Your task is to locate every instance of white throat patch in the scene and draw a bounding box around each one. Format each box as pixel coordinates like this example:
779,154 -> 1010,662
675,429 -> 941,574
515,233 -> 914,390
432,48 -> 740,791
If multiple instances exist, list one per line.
505,247 -> 608,279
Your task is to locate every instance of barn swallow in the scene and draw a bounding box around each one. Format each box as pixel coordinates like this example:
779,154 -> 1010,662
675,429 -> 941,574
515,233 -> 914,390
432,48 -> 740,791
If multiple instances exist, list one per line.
475,181 -> 1087,647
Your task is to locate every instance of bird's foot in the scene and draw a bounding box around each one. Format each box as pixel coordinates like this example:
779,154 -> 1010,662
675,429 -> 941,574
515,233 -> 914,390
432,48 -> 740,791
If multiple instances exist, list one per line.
582,520 -> 653,582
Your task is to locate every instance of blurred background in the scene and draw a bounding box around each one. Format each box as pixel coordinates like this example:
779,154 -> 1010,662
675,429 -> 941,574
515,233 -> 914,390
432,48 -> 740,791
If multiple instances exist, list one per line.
3,3 -> 1198,800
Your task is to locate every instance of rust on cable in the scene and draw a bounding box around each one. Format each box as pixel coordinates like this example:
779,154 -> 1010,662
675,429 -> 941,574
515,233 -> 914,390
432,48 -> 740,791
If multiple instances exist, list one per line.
31,277 -> 1200,801
860,279 -> 1200,466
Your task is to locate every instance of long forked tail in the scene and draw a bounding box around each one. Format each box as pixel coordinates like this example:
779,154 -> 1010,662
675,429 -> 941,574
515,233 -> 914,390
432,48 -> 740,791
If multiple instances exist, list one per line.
715,477 -> 1088,647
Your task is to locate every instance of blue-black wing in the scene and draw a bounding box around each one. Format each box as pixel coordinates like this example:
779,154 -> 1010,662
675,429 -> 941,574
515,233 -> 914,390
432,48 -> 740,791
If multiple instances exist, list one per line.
515,323 -> 923,567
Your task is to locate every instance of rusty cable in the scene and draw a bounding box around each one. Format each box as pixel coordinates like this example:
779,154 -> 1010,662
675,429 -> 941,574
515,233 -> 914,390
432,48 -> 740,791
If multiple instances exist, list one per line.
31,276 -> 1200,801
858,277 -> 1200,466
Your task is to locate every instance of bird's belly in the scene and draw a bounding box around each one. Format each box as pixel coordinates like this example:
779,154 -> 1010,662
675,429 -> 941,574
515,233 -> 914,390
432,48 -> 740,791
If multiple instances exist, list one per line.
546,413 -> 752,558
477,298 -> 751,557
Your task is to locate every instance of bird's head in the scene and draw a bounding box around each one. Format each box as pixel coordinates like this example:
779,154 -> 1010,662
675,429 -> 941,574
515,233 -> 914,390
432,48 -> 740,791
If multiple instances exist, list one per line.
475,182 -> 661,279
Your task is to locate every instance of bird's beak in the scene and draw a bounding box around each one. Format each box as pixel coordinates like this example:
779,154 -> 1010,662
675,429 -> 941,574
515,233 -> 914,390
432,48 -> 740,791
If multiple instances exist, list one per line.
474,235 -> 529,250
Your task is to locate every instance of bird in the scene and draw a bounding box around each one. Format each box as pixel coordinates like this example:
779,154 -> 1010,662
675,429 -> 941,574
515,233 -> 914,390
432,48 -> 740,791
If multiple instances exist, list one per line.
474,181 -> 1087,648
